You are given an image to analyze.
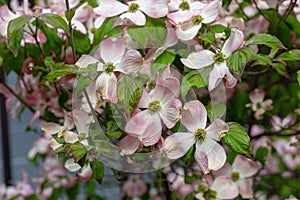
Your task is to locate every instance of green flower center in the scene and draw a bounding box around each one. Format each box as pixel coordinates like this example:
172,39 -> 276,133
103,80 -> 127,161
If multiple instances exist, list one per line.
256,102 -> 262,109
194,128 -> 207,143
179,1 -> 190,10
148,100 -> 162,114
89,27 -> 96,33
147,81 -> 156,90
192,15 -> 204,25
231,171 -> 240,181
198,184 -> 208,193
103,62 -> 116,75
213,51 -> 226,64
128,3 -> 139,13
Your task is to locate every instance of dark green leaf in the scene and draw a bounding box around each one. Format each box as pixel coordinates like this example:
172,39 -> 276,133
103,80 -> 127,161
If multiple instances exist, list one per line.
297,70 -> 300,86
255,147 -> 268,163
222,122 -> 251,157
271,63 -> 289,78
245,34 -> 286,49
74,75 -> 94,95
92,159 -> 104,184
73,30 -> 91,54
251,54 -> 272,66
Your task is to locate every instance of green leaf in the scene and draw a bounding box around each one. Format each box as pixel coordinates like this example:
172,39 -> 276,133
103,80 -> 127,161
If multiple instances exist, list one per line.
92,159 -> 104,184
66,9 -> 76,23
66,181 -> 79,199
39,13 -> 69,32
45,64 -> 78,82
251,54 -> 272,66
7,15 -> 32,56
94,17 -> 116,45
206,104 -> 226,122
40,24 -> 63,55
199,31 -> 215,44
228,47 -> 255,73
73,30 -> 91,54
271,63 -> 289,78
255,147 -> 268,163
210,24 -> 230,33
279,49 -> 300,61
245,34 -> 286,49
222,122 -> 251,157
151,50 -> 175,74
181,69 -> 208,99
127,17 -> 167,46
0,42 -> 25,74
74,75 -> 94,95
117,74 -> 148,114
69,142 -> 88,162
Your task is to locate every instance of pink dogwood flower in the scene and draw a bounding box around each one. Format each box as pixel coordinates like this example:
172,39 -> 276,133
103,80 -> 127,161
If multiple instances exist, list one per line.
76,37 -> 143,103
245,89 -> 273,120
212,155 -> 259,199
169,0 -> 221,41
181,28 -> 244,91
271,114 -> 295,132
163,100 -> 228,173
122,175 -> 147,198
125,83 -> 181,146
94,0 -> 168,26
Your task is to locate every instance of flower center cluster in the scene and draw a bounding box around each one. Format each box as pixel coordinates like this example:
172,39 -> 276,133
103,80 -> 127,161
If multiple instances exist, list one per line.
148,100 -> 162,114
128,3 -> 139,13
192,15 -> 204,25
103,62 -> 116,75
198,184 -> 208,193
213,51 -> 226,64
231,171 -> 240,181
147,81 -> 156,90
179,1 -> 190,10
194,128 -> 207,142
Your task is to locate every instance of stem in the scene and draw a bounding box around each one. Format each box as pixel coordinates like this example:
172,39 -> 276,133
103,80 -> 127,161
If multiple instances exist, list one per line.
251,130 -> 300,140
0,79 -> 35,113
253,0 -> 269,21
65,0 -> 77,62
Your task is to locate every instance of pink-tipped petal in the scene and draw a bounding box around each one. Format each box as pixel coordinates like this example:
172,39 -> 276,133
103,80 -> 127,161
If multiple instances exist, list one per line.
181,100 -> 207,132
208,62 -> 237,91
221,28 -> 244,57
249,89 -> 265,104
159,99 -> 181,129
201,0 -> 221,24
77,164 -> 92,183
206,119 -> 228,141
156,75 -> 180,98
141,114 -> 162,146
118,49 -> 143,74
164,132 -> 195,159
120,10 -> 146,26
195,139 -> 226,173
238,178 -> 254,199
100,37 -> 125,63
93,0 -> 128,17
181,50 -> 215,69
118,135 -> 141,155
138,88 -> 152,108
167,11 -> 193,25
212,176 -> 239,199
176,21 -> 201,41
125,110 -> 151,137
95,73 -> 118,103
65,158 -> 81,172
76,55 -> 100,68
232,155 -> 259,178
138,0 -> 169,18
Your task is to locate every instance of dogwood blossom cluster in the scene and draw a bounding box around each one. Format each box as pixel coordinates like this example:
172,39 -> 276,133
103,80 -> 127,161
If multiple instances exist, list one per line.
0,0 -> 300,199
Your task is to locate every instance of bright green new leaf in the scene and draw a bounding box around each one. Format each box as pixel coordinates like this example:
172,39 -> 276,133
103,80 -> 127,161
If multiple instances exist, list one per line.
279,49 -> 300,61
271,63 -> 289,78
222,122 -> 251,157
181,69 -> 208,100
245,34 -> 286,49
151,50 -> 175,74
